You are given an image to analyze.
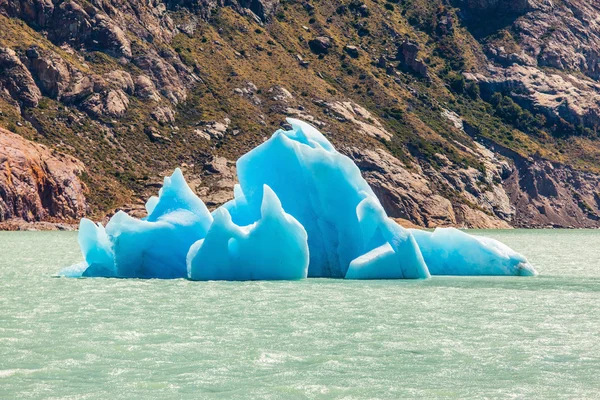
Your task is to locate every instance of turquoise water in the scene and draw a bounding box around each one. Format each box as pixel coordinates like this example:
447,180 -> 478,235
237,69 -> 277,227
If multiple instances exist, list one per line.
0,230 -> 599,399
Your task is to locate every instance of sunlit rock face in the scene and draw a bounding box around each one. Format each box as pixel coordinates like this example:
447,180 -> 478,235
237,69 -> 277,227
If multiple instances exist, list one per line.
60,119 -> 536,280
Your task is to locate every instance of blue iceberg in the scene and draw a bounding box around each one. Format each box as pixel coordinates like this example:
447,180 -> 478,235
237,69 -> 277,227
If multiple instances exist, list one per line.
64,169 -> 213,278
187,185 -> 309,281
223,119 -> 428,279
409,228 -> 537,276
61,118 -> 536,280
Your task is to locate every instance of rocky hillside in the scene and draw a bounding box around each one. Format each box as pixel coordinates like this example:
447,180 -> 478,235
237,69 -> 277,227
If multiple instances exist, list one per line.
1,0 -> 600,228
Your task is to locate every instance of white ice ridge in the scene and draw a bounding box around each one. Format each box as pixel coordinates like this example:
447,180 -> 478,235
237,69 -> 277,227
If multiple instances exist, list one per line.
60,118 -> 537,280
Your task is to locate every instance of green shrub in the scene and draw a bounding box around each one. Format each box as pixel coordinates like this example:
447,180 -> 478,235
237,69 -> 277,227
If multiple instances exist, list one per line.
447,72 -> 465,93
465,82 -> 480,99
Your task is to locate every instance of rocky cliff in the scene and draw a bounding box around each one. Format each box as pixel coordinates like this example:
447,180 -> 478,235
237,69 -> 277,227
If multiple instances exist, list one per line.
0,126 -> 86,223
1,0 -> 600,228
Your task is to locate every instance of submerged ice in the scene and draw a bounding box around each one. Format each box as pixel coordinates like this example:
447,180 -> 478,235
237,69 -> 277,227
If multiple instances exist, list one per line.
61,118 -> 537,280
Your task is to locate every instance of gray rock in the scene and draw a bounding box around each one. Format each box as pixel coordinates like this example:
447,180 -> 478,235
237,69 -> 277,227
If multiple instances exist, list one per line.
0,47 -> 41,107
105,70 -> 134,95
309,36 -> 332,55
134,53 -> 188,104
24,46 -> 72,99
151,106 -> 176,124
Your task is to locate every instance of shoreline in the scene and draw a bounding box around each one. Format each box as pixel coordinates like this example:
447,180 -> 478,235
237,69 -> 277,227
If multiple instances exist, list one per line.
0,217 -> 593,232
0,219 -> 78,231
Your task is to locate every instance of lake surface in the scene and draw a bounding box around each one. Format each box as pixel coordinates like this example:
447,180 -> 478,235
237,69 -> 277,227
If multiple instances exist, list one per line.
0,230 -> 599,399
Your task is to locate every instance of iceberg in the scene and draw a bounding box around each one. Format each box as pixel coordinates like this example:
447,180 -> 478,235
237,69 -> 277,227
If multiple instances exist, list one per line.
187,185 -> 309,281
60,118 -> 536,280
223,119 -> 428,279
409,228 -> 537,276
62,169 -> 213,278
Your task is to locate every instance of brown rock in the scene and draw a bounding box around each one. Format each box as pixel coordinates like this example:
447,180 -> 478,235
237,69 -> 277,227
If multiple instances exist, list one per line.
392,217 -> 423,229
396,40 -> 429,79
345,146 -> 514,228
0,127 -> 87,222
199,156 -> 237,209
346,147 -> 457,227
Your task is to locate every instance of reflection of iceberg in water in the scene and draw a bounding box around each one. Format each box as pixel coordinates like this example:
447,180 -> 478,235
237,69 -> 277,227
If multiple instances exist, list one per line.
60,118 -> 537,280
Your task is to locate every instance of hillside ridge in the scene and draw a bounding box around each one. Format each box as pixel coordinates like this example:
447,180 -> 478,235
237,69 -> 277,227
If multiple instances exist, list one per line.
2,0 -> 600,228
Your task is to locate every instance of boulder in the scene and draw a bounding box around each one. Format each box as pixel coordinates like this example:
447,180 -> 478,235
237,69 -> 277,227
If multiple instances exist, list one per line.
308,36 -> 332,55
134,53 -> 188,104
344,45 -> 360,58
134,74 -> 161,101
105,70 -> 134,95
24,46 -> 72,99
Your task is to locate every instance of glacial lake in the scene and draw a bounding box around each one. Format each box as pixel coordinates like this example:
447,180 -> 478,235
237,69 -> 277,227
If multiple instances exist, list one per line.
0,230 -> 599,399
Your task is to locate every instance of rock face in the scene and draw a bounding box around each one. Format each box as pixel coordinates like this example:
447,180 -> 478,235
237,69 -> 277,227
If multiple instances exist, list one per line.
466,65 -> 600,128
474,136 -> 600,228
164,0 -> 279,21
345,147 -> 512,229
0,127 -> 87,222
463,0 -> 600,131
504,160 -> 600,228
237,0 -> 279,21
24,46 -> 71,99
197,156 -> 236,208
327,101 -> 392,141
396,41 -> 429,79
0,47 -> 41,107
496,0 -> 600,80
346,139 -> 600,229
